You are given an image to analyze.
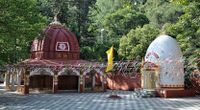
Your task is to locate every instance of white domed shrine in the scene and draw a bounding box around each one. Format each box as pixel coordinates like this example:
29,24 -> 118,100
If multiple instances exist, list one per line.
143,34 -> 184,89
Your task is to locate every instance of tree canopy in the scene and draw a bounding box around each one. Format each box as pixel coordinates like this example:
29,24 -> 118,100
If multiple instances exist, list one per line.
118,24 -> 159,60
0,0 -> 46,65
87,0 -> 149,61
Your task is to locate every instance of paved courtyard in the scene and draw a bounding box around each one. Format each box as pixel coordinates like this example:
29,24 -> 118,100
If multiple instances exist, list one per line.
0,89 -> 200,110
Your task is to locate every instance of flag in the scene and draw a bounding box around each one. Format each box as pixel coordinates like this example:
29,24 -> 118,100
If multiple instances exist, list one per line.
106,46 -> 114,72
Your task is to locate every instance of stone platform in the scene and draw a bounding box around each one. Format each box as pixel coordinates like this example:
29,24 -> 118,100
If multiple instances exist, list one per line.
156,89 -> 195,98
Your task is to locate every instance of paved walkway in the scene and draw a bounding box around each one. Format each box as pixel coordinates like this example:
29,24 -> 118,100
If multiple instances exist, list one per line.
0,89 -> 199,110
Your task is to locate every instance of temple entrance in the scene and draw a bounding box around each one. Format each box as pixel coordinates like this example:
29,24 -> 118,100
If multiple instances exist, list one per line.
30,75 -> 53,90
58,75 -> 79,91
142,71 -> 157,89
141,62 -> 159,90
84,69 -> 103,92
84,73 -> 93,91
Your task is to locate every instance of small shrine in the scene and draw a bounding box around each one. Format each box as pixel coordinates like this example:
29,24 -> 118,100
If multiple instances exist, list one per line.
141,35 -> 195,97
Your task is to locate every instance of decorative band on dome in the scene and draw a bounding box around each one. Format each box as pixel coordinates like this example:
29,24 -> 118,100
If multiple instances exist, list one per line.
50,21 -> 62,26
160,84 -> 184,88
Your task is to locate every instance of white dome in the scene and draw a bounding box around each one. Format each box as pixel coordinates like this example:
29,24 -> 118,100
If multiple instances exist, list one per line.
145,34 -> 184,87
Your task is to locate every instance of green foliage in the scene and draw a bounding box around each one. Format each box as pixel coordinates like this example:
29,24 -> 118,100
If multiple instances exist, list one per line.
170,0 -> 189,5
87,0 -> 149,60
142,0 -> 184,28
119,24 -> 160,60
0,0 -> 46,65
102,7 -> 149,40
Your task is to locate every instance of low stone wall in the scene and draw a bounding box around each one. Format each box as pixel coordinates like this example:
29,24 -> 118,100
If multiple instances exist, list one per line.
106,74 -> 141,90
156,89 -> 195,98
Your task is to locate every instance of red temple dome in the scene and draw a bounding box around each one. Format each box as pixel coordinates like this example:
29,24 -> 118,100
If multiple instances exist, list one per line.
30,21 -> 80,60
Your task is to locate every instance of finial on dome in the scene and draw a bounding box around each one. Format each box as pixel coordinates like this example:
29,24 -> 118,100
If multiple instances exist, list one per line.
50,14 -> 62,26
54,14 -> 58,22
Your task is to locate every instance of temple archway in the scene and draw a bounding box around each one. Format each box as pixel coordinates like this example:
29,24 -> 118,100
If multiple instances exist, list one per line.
29,68 -> 54,91
57,68 -> 80,91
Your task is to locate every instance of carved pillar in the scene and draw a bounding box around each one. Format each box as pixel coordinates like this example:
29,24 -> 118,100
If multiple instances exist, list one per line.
17,73 -> 20,87
17,69 -> 22,92
23,74 -> 29,94
92,74 -> 96,91
79,74 -> 84,93
102,74 -> 107,92
53,75 -> 58,93
4,71 -> 10,90
8,73 -> 11,90
10,72 -> 16,91
22,69 -> 29,95
14,74 -> 17,85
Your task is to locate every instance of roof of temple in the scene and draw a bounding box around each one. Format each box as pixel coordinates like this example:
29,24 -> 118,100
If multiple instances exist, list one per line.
30,19 -> 80,60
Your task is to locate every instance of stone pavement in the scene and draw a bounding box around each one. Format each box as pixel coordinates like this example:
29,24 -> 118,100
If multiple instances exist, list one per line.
0,90 -> 199,110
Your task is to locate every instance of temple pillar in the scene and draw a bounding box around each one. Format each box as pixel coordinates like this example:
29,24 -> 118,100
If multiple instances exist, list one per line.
4,71 -> 10,90
17,73 -> 20,87
92,75 -> 95,91
16,68 -> 28,94
23,74 -> 29,95
103,74 -> 107,92
21,68 -> 30,95
79,75 -> 84,93
9,74 -> 12,87
14,74 -> 17,85
10,73 -> 15,91
17,70 -> 22,92
10,70 -> 17,91
52,75 -> 58,93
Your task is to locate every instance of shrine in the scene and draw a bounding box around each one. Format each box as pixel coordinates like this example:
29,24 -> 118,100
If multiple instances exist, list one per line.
4,17 -> 107,94
141,35 -> 195,97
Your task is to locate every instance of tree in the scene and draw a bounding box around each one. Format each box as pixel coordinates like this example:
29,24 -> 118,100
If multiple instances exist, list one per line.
118,24 -> 160,60
87,0 -> 149,61
0,0 -> 46,65
141,0 -> 184,28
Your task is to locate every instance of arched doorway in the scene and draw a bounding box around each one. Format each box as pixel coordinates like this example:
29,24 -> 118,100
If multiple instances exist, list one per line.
58,75 -> 78,90
58,68 -> 80,92
30,75 -> 53,90
29,68 -> 54,91
141,62 -> 159,90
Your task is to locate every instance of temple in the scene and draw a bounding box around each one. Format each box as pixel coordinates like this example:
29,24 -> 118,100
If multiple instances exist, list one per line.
4,17 -> 107,94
